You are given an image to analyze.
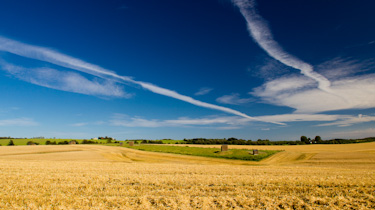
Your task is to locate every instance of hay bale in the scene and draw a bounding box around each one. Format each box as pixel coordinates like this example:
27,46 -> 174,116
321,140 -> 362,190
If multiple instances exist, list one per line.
129,141 -> 134,146
221,145 -> 228,152
253,149 -> 258,155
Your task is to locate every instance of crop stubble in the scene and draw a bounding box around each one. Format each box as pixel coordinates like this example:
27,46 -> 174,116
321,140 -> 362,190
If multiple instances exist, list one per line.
0,143 -> 375,209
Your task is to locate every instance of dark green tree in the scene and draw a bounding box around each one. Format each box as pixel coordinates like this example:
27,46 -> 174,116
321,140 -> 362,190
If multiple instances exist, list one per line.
8,140 -> 15,146
300,136 -> 309,144
314,136 -> 322,143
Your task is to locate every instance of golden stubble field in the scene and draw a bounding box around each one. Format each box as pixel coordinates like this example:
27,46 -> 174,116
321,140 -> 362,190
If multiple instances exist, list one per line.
0,143 -> 375,209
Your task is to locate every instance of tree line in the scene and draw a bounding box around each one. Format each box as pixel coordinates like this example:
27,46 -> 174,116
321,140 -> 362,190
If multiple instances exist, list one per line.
181,137 -> 375,145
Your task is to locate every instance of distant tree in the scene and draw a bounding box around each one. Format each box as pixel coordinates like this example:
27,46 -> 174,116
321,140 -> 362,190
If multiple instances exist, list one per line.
8,140 -> 15,146
106,138 -> 112,144
314,136 -> 322,143
300,136 -> 309,144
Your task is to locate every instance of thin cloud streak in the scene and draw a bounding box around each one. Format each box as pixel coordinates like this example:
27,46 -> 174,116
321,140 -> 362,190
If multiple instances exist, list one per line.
195,87 -> 213,96
0,36 -> 130,81
0,118 -> 38,126
0,36 -> 283,124
232,0 -> 332,92
316,115 -> 375,127
216,93 -> 253,105
109,113 -> 366,128
0,60 -> 129,98
70,123 -> 88,127
134,81 -> 283,124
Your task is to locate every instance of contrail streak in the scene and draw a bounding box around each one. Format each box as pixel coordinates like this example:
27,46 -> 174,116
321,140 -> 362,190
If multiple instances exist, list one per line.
0,36 -> 284,125
232,0 -> 332,92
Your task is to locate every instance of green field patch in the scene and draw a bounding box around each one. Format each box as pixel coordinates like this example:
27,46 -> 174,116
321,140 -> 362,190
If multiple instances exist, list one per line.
123,145 -> 280,161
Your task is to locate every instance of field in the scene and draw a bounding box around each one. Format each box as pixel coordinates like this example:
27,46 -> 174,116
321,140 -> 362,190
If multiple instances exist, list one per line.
0,143 -> 375,209
123,144 -> 279,161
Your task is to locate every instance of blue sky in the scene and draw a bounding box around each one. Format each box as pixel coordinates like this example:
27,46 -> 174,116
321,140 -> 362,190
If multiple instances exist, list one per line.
0,0 -> 374,140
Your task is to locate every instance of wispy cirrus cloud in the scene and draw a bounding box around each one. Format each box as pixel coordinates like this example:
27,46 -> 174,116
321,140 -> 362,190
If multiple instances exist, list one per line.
0,118 -> 38,126
0,36 -> 282,125
0,60 -> 130,98
216,93 -> 253,105
232,0 -> 332,93
256,114 -> 344,123
109,113 -> 369,129
109,114 -> 249,128
233,0 -> 375,117
70,122 -> 88,127
194,87 -> 213,96
317,114 -> 375,127
251,57 -> 290,80
316,57 -> 374,80
109,114 -> 164,128
252,73 -> 375,113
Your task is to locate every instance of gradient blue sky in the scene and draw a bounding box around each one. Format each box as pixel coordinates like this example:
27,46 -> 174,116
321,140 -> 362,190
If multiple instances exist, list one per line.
0,0 -> 374,140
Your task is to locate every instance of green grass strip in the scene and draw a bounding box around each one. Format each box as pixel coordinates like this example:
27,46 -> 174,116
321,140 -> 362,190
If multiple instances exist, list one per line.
123,145 -> 280,161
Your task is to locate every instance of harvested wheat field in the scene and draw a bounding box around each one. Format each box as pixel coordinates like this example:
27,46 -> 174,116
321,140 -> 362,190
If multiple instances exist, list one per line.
1,143 -> 375,209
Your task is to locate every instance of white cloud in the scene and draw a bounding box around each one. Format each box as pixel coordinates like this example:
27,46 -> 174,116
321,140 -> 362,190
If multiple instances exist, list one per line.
0,118 -> 38,126
164,116 -> 248,126
70,123 -> 88,127
216,93 -> 253,105
0,36 -> 280,124
257,114 -> 344,123
0,107 -> 20,114
316,57 -> 373,80
194,87 -> 213,96
252,73 -> 375,113
233,1 -> 375,116
0,61 -> 130,98
109,114 -> 163,128
69,121 -> 106,127
109,114 -> 250,128
109,113 -> 367,129
214,126 -> 242,130
0,36 -> 128,81
232,0 -> 332,92
317,115 -> 375,127
134,81 -> 277,123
